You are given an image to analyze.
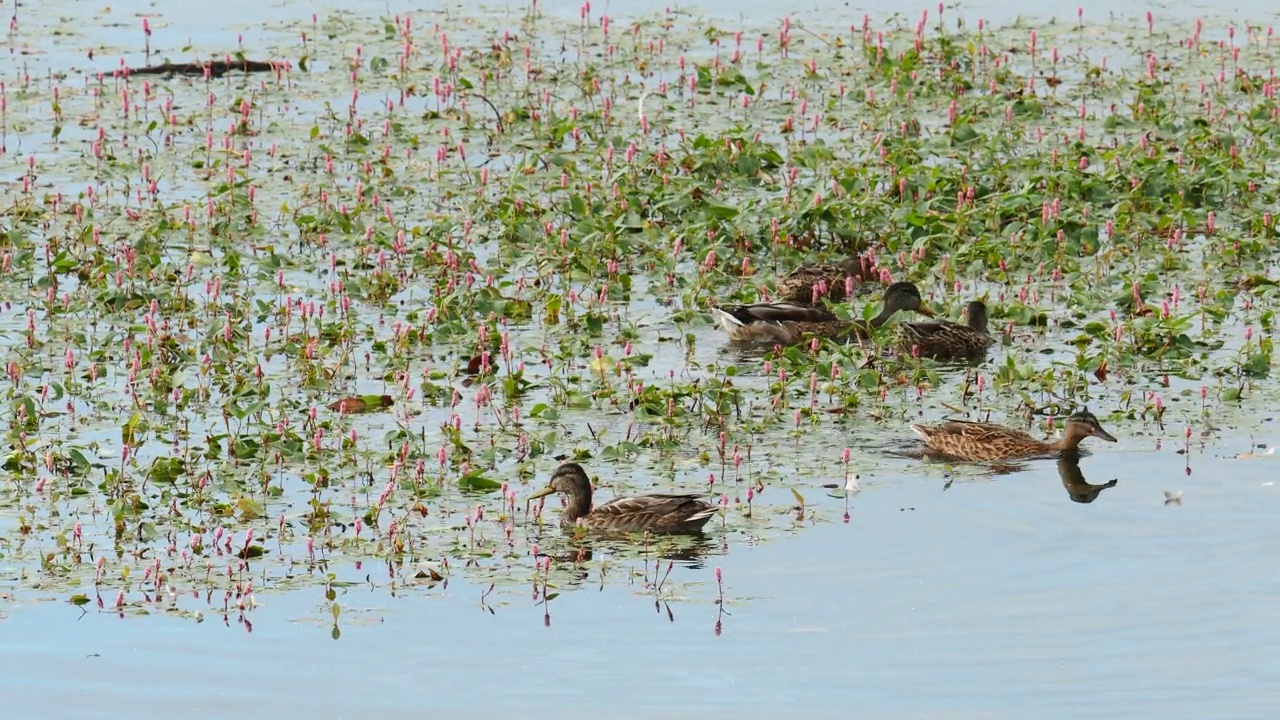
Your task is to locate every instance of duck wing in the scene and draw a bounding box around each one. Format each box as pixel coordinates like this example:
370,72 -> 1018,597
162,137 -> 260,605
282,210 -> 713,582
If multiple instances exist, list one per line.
588,493 -> 720,533
912,419 -> 1035,444
900,319 -> 995,358
715,302 -> 839,325
778,257 -> 875,302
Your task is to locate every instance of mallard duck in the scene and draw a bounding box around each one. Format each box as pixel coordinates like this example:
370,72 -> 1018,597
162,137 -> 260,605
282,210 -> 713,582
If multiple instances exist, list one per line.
776,255 -> 875,303
1057,451 -> 1118,504
911,410 -> 1118,461
899,300 -> 996,360
527,462 -> 720,534
713,281 -> 934,345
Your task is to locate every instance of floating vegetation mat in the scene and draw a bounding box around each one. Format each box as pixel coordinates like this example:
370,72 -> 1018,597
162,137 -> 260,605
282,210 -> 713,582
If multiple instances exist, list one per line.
1,2 -> 1278,630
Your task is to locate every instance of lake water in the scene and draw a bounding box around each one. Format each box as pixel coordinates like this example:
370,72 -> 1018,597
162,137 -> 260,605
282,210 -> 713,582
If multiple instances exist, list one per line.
5,0 -> 1280,717
7,447 -> 1279,718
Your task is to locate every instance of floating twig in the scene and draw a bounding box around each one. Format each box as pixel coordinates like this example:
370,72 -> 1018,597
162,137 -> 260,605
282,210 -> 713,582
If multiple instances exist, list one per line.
125,58 -> 283,77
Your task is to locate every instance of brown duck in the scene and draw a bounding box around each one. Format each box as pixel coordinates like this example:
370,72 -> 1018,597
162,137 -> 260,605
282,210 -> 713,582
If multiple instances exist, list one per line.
712,281 -> 934,345
776,255 -> 876,303
911,410 -> 1118,462
527,462 -> 720,534
899,300 -> 996,360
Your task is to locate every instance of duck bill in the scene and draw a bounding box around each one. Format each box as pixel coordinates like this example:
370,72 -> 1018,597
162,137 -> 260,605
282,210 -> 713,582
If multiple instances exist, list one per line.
916,305 -> 936,317
1094,428 -> 1118,443
527,485 -> 556,500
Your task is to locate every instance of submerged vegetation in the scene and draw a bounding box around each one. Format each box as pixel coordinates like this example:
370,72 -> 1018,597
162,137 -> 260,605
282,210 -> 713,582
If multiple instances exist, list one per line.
1,2 -> 1278,630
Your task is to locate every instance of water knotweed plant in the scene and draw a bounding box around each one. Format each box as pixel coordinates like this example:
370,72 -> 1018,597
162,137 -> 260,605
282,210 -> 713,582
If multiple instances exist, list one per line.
1,0 -> 1278,630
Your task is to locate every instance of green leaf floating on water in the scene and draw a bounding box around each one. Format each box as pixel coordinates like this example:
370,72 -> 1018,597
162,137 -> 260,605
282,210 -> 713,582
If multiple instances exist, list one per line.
237,545 -> 266,559
950,122 -> 980,145
1242,353 -> 1271,378
528,403 -> 558,420
67,448 -> 94,472
147,457 -> 186,483
702,203 -> 739,220
236,497 -> 266,520
458,469 -> 502,493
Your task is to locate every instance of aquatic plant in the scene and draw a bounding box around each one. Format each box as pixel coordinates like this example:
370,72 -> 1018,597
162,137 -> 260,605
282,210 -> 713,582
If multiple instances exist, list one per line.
1,2 -> 1277,629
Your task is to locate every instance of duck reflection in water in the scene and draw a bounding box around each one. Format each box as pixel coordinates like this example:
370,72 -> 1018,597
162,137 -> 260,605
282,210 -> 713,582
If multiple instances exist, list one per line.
1058,451 -> 1118,504
535,531 -> 724,571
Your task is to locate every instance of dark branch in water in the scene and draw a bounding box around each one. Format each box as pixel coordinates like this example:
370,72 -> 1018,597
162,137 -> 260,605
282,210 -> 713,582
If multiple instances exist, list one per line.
125,59 -> 283,77
469,92 -> 505,135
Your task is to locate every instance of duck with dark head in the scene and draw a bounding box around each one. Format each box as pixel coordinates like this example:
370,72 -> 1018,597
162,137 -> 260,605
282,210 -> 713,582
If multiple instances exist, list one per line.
899,299 -> 997,360
528,462 -> 720,534
712,281 -> 934,345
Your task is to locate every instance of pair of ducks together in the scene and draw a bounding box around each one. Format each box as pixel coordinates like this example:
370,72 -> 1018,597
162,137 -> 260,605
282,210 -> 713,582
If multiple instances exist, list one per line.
529,411 -> 1118,534
713,257 -> 993,359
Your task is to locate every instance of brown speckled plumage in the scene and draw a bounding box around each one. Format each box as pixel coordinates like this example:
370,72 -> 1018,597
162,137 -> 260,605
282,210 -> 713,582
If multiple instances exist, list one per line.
712,281 -> 934,345
776,255 -> 876,303
911,410 -> 1118,462
527,462 -> 720,534
899,300 -> 996,360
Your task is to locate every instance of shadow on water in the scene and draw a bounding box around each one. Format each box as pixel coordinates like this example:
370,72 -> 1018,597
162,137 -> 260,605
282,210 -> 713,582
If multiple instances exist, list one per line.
925,354 -> 993,372
715,340 -> 785,366
519,532 -> 726,629
532,528 -> 726,576
1057,451 -> 1120,504
580,531 -> 727,568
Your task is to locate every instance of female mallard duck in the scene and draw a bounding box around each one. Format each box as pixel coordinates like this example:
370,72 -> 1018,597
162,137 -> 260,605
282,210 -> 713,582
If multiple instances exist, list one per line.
911,410 -> 1117,461
713,281 -> 934,345
776,255 -> 876,303
900,300 -> 996,360
527,462 -> 720,534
